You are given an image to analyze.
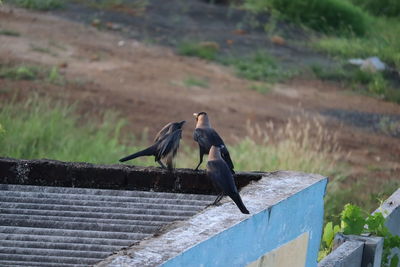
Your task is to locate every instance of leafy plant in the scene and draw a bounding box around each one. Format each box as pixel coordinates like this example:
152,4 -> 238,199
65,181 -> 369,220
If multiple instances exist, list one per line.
341,204 -> 365,235
319,221 -> 341,260
320,204 -> 400,266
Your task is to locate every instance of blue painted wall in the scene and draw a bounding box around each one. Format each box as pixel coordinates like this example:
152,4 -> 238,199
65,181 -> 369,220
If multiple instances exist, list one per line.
162,178 -> 327,267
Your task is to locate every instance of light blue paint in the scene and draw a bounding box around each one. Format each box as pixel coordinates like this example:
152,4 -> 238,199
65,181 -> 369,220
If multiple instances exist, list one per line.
162,178 -> 327,267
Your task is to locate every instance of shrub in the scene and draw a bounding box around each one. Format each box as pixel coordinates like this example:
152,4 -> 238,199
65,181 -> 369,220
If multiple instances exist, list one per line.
351,0 -> 400,17
244,0 -> 370,36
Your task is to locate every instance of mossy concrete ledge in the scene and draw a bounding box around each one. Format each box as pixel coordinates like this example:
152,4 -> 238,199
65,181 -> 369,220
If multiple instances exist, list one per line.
0,157 -> 261,194
97,171 -> 328,267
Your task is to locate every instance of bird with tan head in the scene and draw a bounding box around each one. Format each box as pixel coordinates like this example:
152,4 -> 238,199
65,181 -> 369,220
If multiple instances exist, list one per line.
193,112 -> 235,174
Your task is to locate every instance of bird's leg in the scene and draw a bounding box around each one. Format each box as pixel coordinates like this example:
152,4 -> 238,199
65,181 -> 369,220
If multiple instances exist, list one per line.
194,150 -> 204,171
157,160 -> 167,169
212,192 -> 224,205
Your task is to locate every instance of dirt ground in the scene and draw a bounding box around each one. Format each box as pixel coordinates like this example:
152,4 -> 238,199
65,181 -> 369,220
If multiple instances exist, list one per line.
0,6 -> 399,195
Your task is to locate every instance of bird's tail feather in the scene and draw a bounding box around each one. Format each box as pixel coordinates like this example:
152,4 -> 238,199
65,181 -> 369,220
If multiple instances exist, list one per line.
119,146 -> 155,162
230,193 -> 250,214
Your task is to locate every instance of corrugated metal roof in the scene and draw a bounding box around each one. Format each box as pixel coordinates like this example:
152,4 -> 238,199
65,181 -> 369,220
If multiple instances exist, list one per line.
0,184 -> 215,267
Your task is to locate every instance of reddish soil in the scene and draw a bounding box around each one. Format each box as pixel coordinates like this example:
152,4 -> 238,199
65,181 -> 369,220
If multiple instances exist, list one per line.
0,7 -> 399,195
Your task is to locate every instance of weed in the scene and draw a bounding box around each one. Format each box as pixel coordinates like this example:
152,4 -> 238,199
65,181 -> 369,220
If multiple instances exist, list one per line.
47,66 -> 64,85
0,65 -> 39,80
0,64 -> 65,84
228,52 -> 294,82
177,41 -> 219,60
183,76 -> 209,88
0,29 -> 20,37
6,0 -> 64,10
320,204 -> 400,266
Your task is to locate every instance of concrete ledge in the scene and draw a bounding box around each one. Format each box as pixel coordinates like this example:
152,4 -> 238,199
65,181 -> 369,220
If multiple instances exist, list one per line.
318,240 -> 364,267
0,157 -> 261,194
375,188 -> 400,265
97,171 -> 328,267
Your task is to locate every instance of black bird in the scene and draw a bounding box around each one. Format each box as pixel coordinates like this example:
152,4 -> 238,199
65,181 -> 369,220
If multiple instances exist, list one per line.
193,112 -> 234,173
119,121 -> 185,170
207,145 -> 249,214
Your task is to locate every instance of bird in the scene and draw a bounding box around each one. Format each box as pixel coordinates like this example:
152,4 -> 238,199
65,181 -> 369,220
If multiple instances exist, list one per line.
193,112 -> 234,173
119,121 -> 185,170
206,145 -> 249,214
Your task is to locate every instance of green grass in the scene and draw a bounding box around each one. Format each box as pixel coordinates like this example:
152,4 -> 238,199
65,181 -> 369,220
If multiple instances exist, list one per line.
0,29 -> 20,37
183,76 -> 209,88
311,18 -> 400,104
311,64 -> 400,104
244,0 -> 371,36
1,96 -> 391,225
350,0 -> 400,17
0,64 -> 65,84
0,65 -> 39,80
177,41 -> 219,60
227,52 -> 295,83
6,0 -> 64,10
314,18 -> 400,69
0,96 -> 135,164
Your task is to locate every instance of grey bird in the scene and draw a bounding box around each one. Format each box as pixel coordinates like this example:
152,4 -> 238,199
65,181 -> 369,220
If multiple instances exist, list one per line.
119,121 -> 185,170
193,112 -> 234,173
207,145 -> 249,214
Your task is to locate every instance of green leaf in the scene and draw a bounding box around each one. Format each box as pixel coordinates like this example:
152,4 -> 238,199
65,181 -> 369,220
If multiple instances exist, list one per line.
333,225 -> 341,235
366,212 -> 387,236
341,204 -> 366,235
323,222 -> 334,247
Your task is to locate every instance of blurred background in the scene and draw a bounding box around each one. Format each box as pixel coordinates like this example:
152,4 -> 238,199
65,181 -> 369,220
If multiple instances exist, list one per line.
0,0 -> 399,223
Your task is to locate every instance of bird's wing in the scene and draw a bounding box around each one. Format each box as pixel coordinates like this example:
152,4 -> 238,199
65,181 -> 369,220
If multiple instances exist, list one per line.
206,160 -> 237,194
154,122 -> 172,142
157,129 -> 182,158
194,128 -> 224,149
